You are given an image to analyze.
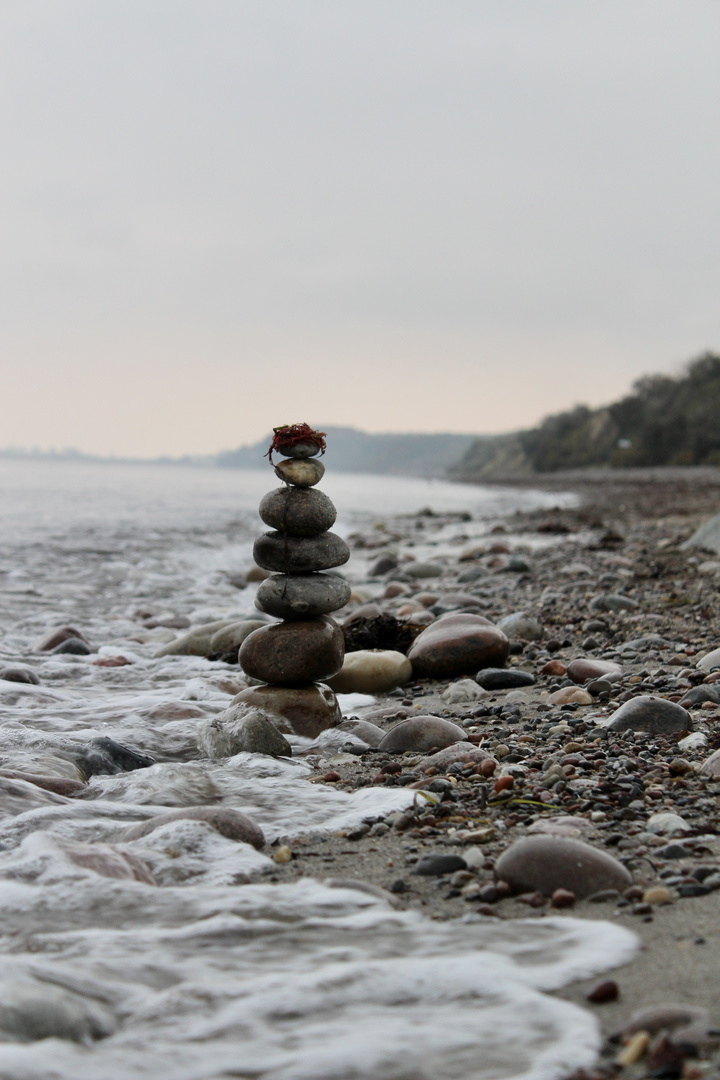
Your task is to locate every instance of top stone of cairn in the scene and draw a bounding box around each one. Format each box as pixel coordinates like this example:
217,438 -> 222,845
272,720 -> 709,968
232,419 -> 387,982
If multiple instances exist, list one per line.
266,423 -> 326,461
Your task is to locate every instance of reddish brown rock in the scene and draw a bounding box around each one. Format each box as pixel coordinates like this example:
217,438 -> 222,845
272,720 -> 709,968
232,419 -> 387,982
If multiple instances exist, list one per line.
34,625 -> 88,652
407,613 -> 509,679
567,658 -> 622,684
61,840 -> 156,884
377,715 -> 468,753
494,836 -> 632,899
121,807 -> 265,848
231,682 -> 340,738
540,659 -> 567,676
239,616 -> 344,685
0,770 -> 86,797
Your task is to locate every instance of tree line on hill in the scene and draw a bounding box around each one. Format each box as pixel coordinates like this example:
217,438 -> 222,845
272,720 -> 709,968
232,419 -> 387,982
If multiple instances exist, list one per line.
452,352 -> 720,478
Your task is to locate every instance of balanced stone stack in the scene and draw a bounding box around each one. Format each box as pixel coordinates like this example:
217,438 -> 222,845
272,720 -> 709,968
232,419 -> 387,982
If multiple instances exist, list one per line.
234,427 -> 352,738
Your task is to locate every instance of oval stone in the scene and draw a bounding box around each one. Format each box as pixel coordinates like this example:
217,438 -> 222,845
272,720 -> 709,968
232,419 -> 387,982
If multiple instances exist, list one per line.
121,807 -> 265,849
567,658 -> 622,684
494,836 -> 632,899
607,695 -> 692,734
253,531 -> 350,574
326,649 -> 412,694
274,458 -> 325,488
377,715 -> 468,754
697,647 -> 720,672
475,668 -> 536,690
231,683 -> 340,738
277,441 -> 322,459
259,487 -> 337,537
255,572 -> 351,619
407,613 -> 510,679
239,616 -> 344,685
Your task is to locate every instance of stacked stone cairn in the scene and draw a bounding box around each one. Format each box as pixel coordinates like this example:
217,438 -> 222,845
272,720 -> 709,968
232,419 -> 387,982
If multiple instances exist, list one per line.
234,425 -> 352,738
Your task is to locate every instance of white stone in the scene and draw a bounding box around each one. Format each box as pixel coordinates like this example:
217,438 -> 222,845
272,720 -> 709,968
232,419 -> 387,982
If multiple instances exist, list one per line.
441,679 -> 487,704
645,812 -> 691,836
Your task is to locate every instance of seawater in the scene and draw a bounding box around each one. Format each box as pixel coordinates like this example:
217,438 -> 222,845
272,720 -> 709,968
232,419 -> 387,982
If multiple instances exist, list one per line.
0,460 -> 636,1080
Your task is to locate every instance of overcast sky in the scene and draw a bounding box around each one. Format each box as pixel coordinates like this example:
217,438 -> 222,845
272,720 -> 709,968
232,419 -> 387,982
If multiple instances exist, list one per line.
1,1 -> 719,457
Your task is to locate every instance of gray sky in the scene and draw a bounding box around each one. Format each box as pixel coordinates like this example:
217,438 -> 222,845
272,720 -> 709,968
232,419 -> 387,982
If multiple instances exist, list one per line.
1,1 -> 719,457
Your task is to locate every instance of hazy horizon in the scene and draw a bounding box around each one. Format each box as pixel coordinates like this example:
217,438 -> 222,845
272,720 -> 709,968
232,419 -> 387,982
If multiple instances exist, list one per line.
2,2 -> 719,457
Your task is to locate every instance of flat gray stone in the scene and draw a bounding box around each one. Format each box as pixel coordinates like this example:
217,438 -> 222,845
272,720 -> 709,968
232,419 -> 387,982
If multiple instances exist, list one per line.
259,487 -> 337,537
255,572 -> 351,619
253,531 -> 350,574
607,694 -> 692,734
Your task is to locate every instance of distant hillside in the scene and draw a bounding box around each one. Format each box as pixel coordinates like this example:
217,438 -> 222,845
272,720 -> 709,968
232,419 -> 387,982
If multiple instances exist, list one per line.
216,426 -> 477,477
452,351 -> 720,479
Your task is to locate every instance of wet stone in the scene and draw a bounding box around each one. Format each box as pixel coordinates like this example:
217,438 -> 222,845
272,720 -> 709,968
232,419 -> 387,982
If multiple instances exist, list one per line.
407,613 -> 510,679
231,683 -> 340,738
77,737 -> 155,778
198,705 -> 293,758
52,637 -> 92,655
209,620 -> 268,661
253,531 -> 350,574
33,625 -> 88,652
278,441 -> 322,459
255,572 -> 351,619
259,487 -> 337,537
121,807 -> 265,849
274,458 -> 325,488
239,616 -> 344,685
0,667 -> 40,685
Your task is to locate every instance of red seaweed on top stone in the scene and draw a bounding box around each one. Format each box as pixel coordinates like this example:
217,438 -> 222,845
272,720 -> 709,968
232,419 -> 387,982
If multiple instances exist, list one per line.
265,423 -> 327,464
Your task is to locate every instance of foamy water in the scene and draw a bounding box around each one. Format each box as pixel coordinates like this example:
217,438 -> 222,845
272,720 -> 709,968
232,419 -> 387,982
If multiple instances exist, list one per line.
0,460 -> 635,1079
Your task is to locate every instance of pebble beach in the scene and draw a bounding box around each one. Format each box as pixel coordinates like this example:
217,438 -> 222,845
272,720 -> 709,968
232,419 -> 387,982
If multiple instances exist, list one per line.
3,459 -> 720,1078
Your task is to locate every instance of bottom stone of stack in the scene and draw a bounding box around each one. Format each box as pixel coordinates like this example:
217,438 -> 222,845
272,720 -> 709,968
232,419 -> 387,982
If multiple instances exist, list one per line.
238,616 -> 344,685
231,683 -> 341,739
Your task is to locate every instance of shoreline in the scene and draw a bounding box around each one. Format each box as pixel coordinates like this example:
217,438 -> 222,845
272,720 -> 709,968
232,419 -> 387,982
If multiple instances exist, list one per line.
255,467 -> 720,1077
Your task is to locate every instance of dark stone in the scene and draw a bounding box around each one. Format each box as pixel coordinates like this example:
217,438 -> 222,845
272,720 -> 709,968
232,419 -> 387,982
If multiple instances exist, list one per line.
0,667 -> 40,685
475,668 -> 536,690
407,613 -> 509,679
77,737 -> 155,778
0,769 -> 85,797
239,616 -> 344,685
256,572 -> 351,619
259,487 -> 337,537
52,637 -> 92,655
342,612 -> 422,654
607,695 -> 692,735
369,554 -> 398,576
278,441 -> 321,459
33,625 -> 88,651
414,853 -> 467,876
679,685 -> 720,707
231,683 -> 340,738
655,842 -> 692,860
121,807 -> 265,848
253,531 -> 350,574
